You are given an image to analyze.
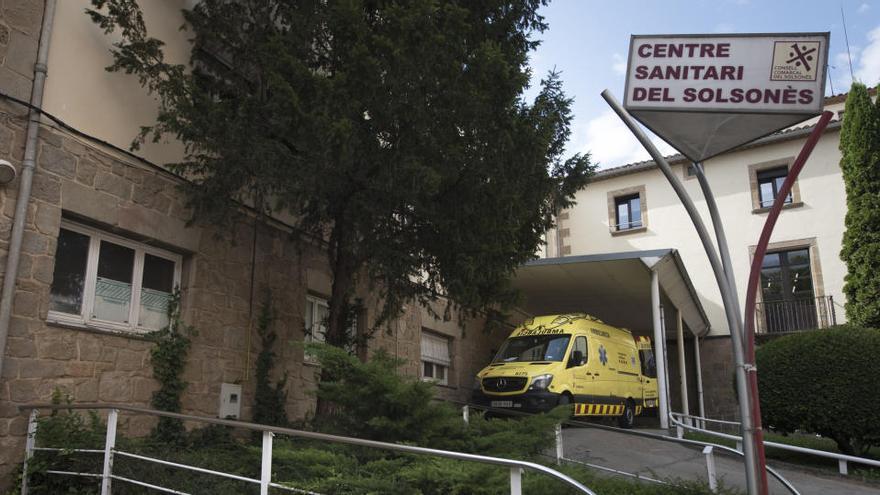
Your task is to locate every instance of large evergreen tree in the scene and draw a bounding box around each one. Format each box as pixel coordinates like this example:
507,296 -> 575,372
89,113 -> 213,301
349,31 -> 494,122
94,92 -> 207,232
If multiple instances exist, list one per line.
87,0 -> 592,350
839,83 -> 880,327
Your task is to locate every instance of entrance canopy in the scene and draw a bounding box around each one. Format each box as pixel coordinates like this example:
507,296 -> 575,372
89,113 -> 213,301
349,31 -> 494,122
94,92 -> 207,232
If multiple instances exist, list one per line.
512,249 -> 709,337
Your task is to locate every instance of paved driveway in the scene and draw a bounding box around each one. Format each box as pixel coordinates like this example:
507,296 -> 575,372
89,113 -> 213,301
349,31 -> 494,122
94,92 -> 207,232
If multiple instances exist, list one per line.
560,426 -> 880,495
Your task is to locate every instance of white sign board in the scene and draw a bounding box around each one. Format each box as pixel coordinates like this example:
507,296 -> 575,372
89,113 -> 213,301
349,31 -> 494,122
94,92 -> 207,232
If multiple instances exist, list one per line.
623,33 -> 829,162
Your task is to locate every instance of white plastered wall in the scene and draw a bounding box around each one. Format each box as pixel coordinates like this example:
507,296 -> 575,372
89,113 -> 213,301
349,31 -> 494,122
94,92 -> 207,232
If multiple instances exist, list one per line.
42,0 -> 193,166
563,106 -> 848,337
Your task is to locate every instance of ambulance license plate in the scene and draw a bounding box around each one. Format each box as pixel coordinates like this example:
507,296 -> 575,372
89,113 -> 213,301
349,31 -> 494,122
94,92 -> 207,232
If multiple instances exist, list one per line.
491,401 -> 514,408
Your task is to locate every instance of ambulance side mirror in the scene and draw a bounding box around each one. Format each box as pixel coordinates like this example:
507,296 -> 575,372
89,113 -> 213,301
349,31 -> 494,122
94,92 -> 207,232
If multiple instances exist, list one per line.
568,350 -> 585,368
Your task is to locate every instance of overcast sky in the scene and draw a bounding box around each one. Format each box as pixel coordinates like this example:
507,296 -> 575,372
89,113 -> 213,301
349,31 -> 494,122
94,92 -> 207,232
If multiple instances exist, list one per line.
526,0 -> 880,170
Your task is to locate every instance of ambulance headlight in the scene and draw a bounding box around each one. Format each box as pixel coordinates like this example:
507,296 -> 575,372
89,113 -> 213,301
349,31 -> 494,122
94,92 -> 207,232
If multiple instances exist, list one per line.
528,374 -> 553,391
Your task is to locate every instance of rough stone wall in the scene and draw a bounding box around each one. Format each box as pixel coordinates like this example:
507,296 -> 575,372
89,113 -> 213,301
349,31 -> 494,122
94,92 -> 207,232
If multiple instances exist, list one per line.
698,336 -> 739,421
365,301 -> 520,403
0,0 -> 43,486
0,109 -> 506,486
0,0 -> 42,102
0,110 -> 391,484
664,336 -> 701,420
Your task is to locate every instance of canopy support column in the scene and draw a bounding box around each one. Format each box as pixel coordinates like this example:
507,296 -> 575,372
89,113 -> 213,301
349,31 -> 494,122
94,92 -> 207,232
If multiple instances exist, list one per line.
676,310 -> 691,425
652,270 -> 670,430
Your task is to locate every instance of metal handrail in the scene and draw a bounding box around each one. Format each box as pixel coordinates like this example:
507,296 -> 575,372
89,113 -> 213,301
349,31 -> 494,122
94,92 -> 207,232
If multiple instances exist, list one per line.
18,403 -> 596,495
451,400 -> 800,495
670,411 -> 880,476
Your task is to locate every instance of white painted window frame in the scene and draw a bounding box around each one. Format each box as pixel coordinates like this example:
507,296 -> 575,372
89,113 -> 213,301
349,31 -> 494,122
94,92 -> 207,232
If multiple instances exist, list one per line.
421,361 -> 449,386
420,332 -> 451,386
47,220 -> 182,335
304,295 -> 329,345
303,295 -> 360,363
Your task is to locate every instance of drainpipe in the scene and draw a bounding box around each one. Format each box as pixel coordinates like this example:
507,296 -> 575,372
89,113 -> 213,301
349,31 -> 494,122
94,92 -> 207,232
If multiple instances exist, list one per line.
0,0 -> 57,376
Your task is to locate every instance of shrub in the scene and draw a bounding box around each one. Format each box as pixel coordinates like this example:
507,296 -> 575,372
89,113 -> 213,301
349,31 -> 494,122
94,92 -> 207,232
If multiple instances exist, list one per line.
839,82 -> 880,328
307,343 -> 471,449
308,342 -> 570,457
16,391 -> 107,495
757,325 -> 880,455
253,291 -> 289,429
12,353 -> 731,495
149,289 -> 195,444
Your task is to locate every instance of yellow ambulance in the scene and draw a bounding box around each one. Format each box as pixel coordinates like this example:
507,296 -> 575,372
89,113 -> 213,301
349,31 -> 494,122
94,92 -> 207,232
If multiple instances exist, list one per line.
472,313 -> 658,427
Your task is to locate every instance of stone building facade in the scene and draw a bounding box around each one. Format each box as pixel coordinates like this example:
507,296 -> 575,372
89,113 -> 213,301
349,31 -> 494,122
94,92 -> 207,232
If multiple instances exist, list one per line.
0,99 -> 509,482
0,1 -> 514,485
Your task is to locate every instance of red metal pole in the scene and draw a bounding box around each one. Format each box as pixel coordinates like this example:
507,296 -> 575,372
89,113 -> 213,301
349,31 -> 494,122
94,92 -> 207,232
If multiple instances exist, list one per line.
743,110 -> 834,494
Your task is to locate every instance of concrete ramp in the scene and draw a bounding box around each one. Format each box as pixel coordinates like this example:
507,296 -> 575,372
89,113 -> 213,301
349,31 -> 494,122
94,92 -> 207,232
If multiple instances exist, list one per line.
561,426 -> 878,495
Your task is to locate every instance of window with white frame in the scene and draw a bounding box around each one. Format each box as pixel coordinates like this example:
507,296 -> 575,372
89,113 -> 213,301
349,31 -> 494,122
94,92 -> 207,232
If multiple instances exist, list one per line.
421,331 -> 451,386
304,295 -> 357,361
304,295 -> 329,344
48,221 -> 182,334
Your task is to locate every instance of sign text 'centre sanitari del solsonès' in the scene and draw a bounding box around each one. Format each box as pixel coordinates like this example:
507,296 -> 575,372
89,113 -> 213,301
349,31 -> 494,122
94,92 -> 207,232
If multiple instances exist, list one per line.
625,34 -> 828,113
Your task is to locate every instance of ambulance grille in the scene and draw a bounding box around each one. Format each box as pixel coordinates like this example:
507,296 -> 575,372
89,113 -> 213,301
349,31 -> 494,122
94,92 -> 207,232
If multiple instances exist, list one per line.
482,377 -> 527,393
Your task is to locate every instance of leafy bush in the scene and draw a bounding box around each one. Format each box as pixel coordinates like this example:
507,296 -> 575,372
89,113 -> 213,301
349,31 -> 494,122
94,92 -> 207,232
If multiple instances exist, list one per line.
307,343 -> 472,449
308,343 -> 568,457
16,391 -> 107,495
148,289 -> 195,444
13,345 -> 730,495
253,291 -> 289,429
839,82 -> 880,328
757,325 -> 880,455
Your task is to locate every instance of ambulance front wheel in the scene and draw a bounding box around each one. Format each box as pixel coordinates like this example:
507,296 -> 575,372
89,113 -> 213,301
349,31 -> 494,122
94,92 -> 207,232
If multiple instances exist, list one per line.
618,400 -> 635,429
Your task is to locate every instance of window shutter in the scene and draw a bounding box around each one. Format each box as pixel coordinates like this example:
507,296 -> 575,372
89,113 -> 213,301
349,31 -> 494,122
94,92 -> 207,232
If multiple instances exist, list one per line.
420,332 -> 451,365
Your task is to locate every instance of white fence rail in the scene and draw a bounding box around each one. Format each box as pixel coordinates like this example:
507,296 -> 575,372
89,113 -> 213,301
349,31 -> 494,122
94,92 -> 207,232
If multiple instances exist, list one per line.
459,402 -> 800,495
670,411 -> 880,477
18,403 -> 596,495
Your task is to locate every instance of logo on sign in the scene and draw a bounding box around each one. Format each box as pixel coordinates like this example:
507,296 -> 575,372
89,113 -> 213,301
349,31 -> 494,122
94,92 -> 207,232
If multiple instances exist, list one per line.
771,41 -> 820,81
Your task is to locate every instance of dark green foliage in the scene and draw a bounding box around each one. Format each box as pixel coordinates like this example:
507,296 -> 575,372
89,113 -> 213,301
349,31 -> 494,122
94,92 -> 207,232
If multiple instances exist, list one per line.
307,342 -> 566,455
87,0 -> 593,354
839,83 -> 880,328
756,325 -> 880,455
14,391 -> 107,495
307,342 -> 471,448
16,354 -> 731,495
252,291 -> 289,428
149,289 -> 194,444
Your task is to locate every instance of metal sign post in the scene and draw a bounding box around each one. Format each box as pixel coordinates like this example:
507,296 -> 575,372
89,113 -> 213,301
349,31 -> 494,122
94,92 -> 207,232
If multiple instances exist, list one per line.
606,31 -> 830,495
602,90 -> 761,494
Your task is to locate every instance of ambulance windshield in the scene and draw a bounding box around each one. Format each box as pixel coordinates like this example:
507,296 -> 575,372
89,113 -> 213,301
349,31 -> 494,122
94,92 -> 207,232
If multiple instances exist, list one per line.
493,335 -> 572,363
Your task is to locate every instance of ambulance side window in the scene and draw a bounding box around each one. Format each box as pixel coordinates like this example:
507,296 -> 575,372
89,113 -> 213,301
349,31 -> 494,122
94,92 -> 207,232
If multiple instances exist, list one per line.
639,349 -> 657,378
568,336 -> 588,367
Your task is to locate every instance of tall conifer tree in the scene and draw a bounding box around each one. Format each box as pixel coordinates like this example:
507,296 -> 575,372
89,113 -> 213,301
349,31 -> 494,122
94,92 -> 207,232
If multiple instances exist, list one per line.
87,0 -> 592,357
839,83 -> 880,327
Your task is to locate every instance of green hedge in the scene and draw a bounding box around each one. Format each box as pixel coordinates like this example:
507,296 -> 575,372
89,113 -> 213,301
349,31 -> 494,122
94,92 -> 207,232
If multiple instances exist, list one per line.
757,325 -> 880,455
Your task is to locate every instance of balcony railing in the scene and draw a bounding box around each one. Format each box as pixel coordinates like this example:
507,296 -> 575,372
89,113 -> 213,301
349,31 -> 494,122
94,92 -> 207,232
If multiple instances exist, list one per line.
754,295 -> 836,335
609,220 -> 643,233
